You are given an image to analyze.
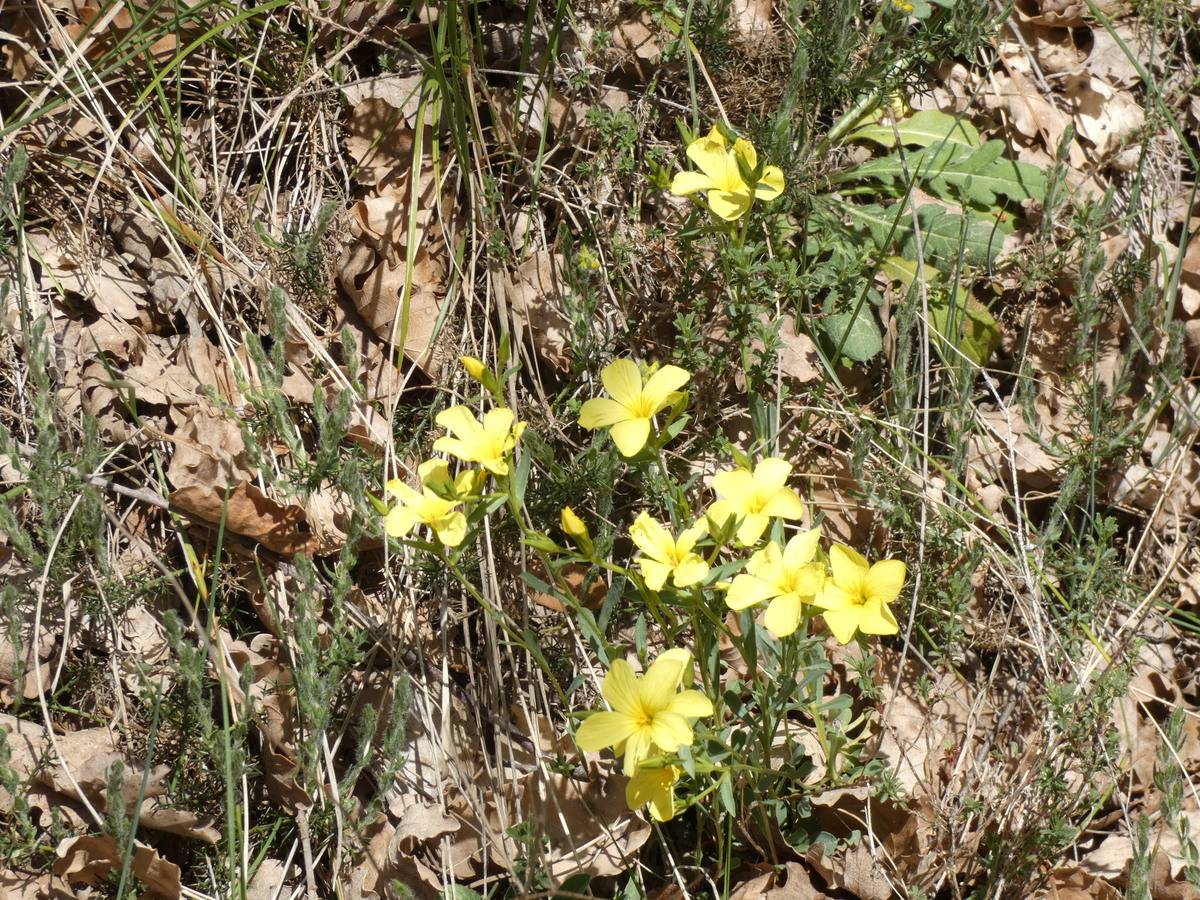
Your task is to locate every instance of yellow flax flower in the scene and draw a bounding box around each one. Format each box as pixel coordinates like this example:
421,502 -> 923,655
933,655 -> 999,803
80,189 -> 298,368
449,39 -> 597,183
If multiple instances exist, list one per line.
670,125 -> 785,221
434,406 -> 525,476
708,457 -> 806,546
575,649 -> 714,775
815,545 -> 906,643
459,355 -> 488,382
578,359 -> 690,457
725,529 -> 825,637
384,478 -> 466,547
626,765 -> 681,822
630,513 -> 709,591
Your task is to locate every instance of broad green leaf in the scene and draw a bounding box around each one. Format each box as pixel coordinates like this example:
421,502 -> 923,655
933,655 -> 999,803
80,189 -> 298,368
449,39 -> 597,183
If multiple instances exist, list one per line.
820,305 -> 883,362
879,257 -> 1001,365
847,109 -> 980,151
842,202 -> 1009,268
834,140 -> 1046,206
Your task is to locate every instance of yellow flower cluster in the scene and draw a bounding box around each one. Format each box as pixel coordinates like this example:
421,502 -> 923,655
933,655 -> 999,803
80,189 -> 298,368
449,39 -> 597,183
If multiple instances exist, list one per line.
382,357 -> 525,548
571,359 -> 907,819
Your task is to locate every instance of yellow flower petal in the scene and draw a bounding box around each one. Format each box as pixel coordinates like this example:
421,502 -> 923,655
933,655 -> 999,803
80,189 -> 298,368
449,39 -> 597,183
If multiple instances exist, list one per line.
600,358 -> 644,408
821,606 -> 862,644
858,598 -> 900,635
609,417 -> 652,457
783,529 -> 821,568
385,478 -> 417,501
630,513 -> 675,562
656,649 -> 694,684
746,541 -> 783,578
753,457 -> 793,491
671,170 -> 714,196
733,137 -> 757,170
622,728 -> 654,775
865,559 -> 907,604
579,397 -> 630,429
433,512 -> 467,547
384,505 -> 416,537
754,165 -> 785,200
687,126 -> 729,180
761,489 -> 805,520
669,689 -> 714,718
711,467 -> 754,500
650,712 -> 693,753
735,513 -> 770,546
671,555 -> 709,588
435,405 -> 482,442
483,406 -> 516,441
706,189 -> 752,221
815,582 -> 854,611
640,364 -> 691,411
625,767 -> 679,822
432,436 -> 476,466
639,558 -> 673,591
601,659 -> 640,714
576,711 -> 638,752
725,573 -> 778,610
764,593 -> 804,637
640,653 -> 687,711
829,544 -> 870,590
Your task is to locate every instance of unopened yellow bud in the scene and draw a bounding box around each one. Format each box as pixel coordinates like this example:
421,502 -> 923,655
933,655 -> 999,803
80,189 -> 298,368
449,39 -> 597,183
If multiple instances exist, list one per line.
560,506 -> 590,541
460,356 -> 488,382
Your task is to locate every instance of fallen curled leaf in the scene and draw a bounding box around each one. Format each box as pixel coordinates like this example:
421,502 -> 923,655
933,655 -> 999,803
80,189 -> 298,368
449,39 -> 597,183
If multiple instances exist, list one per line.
0,713 -> 220,844
1068,76 -> 1145,160
730,862 -> 826,899
0,869 -> 76,900
968,401 -> 1065,491
337,241 -> 448,375
390,800 -> 460,850
29,231 -> 146,322
165,413 -> 255,492
529,562 -> 608,613
0,593 -> 56,701
1036,865 -> 1121,899
345,99 -> 416,187
504,251 -> 572,371
246,859 -> 289,900
610,10 -> 664,76
171,482 -> 321,556
54,834 -> 180,899
730,0 -> 773,36
486,770 -> 651,880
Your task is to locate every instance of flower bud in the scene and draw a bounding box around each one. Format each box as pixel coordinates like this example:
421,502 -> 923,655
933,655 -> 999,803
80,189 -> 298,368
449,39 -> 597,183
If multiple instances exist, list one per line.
560,506 -> 589,541
460,355 -> 488,382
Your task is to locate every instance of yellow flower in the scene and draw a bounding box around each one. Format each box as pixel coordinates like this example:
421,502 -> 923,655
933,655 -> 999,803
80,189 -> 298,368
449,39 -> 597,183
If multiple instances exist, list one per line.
384,479 -> 466,547
578,359 -> 690,457
434,406 -> 525,476
560,506 -> 590,541
575,649 -> 714,775
707,457 -> 806,546
724,529 -> 825,637
670,125 -> 785,221
418,459 -> 485,501
630,513 -> 709,591
815,544 -> 906,643
626,765 -> 681,822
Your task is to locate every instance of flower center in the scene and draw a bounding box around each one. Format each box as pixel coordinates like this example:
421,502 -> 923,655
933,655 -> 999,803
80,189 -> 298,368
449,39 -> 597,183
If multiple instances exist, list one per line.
629,396 -> 658,419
